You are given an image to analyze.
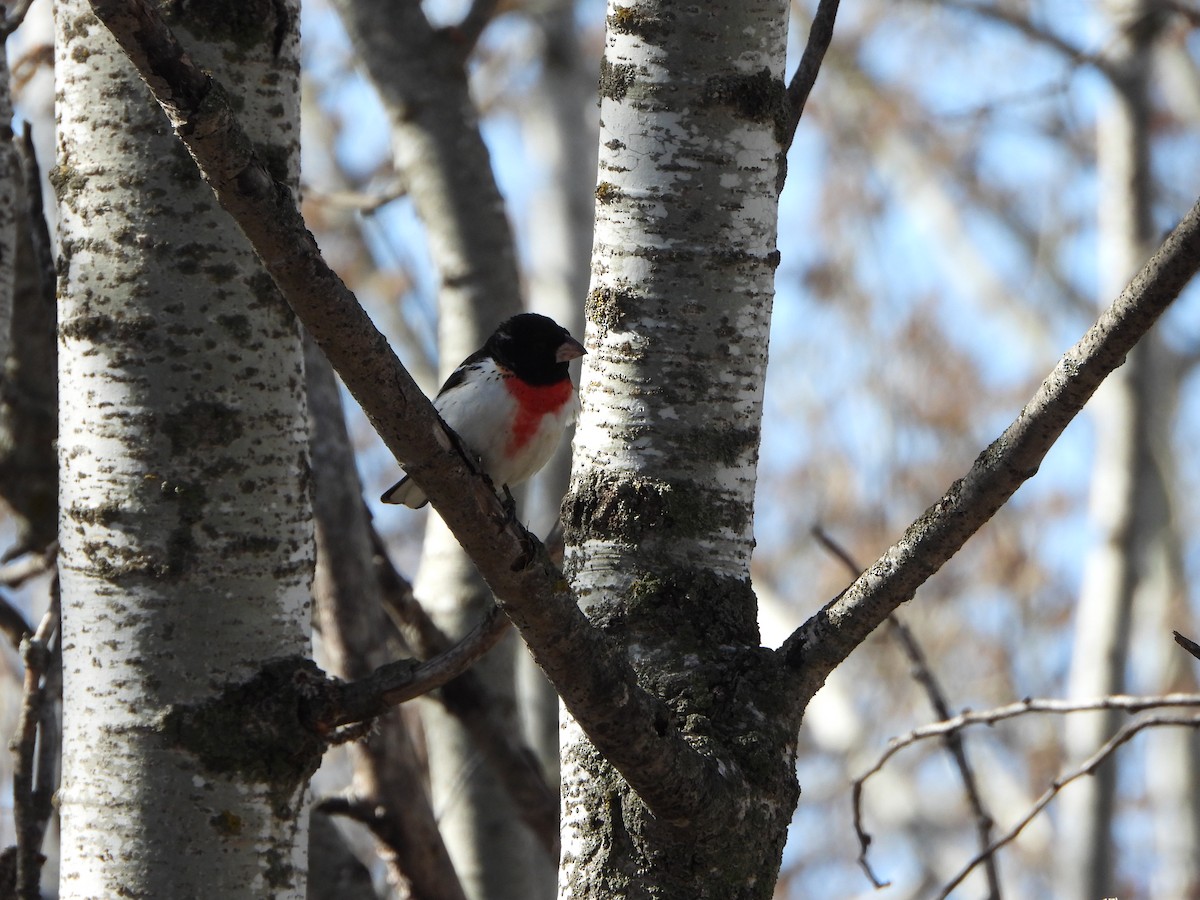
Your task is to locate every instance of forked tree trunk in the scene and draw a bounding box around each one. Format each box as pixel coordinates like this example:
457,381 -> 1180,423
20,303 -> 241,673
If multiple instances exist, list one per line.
55,3 -> 312,896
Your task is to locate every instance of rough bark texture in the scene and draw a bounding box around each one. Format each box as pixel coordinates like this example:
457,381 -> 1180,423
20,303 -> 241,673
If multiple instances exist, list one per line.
55,3 -> 312,897
559,2 -> 801,897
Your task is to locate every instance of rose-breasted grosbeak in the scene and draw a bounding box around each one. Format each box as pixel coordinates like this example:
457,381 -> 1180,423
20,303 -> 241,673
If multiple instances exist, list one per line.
381,313 -> 586,508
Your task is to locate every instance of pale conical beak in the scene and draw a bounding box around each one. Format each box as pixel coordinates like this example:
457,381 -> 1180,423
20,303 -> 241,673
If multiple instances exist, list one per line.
556,335 -> 586,363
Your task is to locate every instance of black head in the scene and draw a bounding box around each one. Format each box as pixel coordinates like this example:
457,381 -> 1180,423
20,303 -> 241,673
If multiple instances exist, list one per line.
486,313 -> 585,385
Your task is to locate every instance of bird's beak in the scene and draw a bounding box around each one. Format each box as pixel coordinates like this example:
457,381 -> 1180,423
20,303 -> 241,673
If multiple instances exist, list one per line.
556,335 -> 586,363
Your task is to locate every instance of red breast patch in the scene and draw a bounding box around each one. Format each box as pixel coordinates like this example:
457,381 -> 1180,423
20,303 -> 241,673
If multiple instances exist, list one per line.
505,378 -> 573,451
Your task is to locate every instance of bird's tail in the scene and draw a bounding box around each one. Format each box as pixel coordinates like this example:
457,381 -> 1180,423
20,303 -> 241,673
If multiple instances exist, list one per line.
380,475 -> 429,509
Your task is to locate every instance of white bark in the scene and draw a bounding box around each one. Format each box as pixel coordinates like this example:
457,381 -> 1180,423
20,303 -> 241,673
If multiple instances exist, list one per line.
55,4 -> 312,897
560,2 -> 793,897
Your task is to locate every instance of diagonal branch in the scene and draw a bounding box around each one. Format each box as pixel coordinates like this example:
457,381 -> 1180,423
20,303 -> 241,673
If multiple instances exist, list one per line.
812,526 -> 999,896
783,0 -> 841,150
933,0 -> 1109,78
88,0 -> 727,828
307,604 -> 511,730
780,194 -> 1200,704
372,525 -> 560,857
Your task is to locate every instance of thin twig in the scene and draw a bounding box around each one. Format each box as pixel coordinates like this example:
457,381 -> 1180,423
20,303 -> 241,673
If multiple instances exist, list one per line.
859,693 -> 1200,782
783,0 -> 841,149
934,712 -> 1200,899
0,542 -> 56,590
11,585 -> 59,900
813,526 -> 999,897
0,591 -> 30,650
1173,630 -> 1200,661
301,179 -> 407,214
854,694 -> 1200,894
371,523 -> 561,857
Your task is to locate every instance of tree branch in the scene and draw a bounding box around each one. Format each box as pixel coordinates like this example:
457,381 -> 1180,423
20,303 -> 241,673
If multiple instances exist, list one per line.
88,0 -> 723,827
1173,629 -> 1200,661
937,711 -> 1200,898
783,0 -> 841,149
853,695 -> 1200,895
11,591 -> 59,900
934,0 -> 1109,77
308,604 -> 512,731
372,525 -> 560,857
781,194 -> 1200,703
813,526 -> 999,896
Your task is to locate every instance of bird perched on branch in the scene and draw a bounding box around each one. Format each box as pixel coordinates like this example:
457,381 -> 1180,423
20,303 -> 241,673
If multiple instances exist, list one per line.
381,313 -> 586,509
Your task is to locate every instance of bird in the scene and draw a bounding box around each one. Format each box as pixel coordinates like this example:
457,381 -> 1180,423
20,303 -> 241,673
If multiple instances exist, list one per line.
381,313 -> 586,509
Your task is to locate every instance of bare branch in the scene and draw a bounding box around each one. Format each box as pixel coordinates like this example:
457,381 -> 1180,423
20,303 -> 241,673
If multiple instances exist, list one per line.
309,605 -> 512,731
372,525 -> 560,857
935,712 -> 1200,899
87,0 -> 723,828
306,333 -> 467,896
935,0 -> 1107,75
853,695 -> 1200,894
783,0 -> 841,150
0,543 -> 56,589
858,693 -> 1200,785
301,180 -> 407,214
0,590 -> 30,649
11,589 -> 59,900
781,195 -> 1200,703
1173,630 -> 1200,661
814,527 -> 999,897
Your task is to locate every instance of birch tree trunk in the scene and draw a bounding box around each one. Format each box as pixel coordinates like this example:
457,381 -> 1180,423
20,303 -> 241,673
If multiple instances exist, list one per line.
55,3 -> 312,897
1060,2 -> 1160,896
560,1 -> 796,896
